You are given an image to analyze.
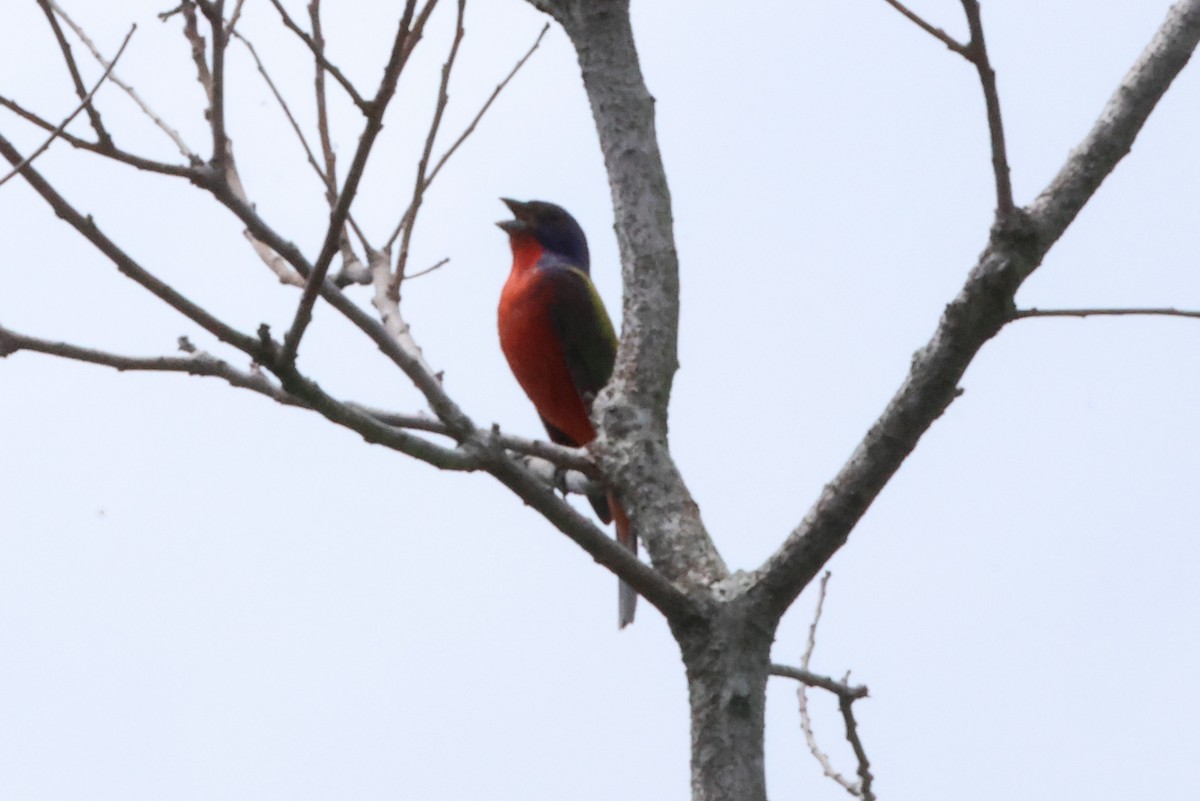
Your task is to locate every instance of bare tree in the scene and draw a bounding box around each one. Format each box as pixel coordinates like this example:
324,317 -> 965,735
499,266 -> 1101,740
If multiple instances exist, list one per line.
3,1 -> 1199,799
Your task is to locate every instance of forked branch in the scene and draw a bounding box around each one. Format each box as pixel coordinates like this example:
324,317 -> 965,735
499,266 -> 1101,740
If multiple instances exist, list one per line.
384,18 -> 551,281
5,0 -> 691,628
960,0 -> 1014,217
879,0 -> 970,55
0,92 -> 194,176
36,0 -> 113,145
0,25 -> 134,188
771,573 -> 875,801
278,0 -> 422,366
52,0 -> 198,161
265,0 -> 368,110
881,0 -> 1013,216
756,0 -> 1200,620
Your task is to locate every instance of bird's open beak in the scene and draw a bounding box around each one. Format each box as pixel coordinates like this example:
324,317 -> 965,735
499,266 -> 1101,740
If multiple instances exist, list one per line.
497,197 -> 533,235
501,197 -> 532,218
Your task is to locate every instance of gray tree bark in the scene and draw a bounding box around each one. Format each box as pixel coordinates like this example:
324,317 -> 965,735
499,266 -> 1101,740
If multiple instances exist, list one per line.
523,0 -> 1200,799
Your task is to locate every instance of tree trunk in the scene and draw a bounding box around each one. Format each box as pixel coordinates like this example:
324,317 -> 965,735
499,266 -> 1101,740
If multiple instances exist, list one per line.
673,608 -> 777,801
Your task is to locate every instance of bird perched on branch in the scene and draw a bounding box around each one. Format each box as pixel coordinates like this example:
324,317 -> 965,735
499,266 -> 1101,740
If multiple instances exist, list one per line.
496,198 -> 636,627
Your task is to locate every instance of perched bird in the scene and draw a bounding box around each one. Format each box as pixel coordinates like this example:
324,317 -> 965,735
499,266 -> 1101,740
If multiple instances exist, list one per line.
496,198 -> 636,627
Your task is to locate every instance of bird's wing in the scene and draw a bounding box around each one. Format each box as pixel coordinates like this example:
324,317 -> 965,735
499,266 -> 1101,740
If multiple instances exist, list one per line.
545,264 -> 618,408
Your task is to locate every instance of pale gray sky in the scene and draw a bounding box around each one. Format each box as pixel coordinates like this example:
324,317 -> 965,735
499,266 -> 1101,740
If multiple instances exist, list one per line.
2,1 -> 1198,799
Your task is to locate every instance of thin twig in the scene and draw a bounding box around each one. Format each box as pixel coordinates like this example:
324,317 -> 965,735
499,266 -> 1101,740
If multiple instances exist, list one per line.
223,28 -> 367,257
224,0 -> 246,35
309,0 -> 338,202
759,0 -> 1200,622
878,0 -> 1013,217
0,323 -> 480,470
802,572 -> 830,671
0,25 -> 135,188
769,664 -> 868,700
0,94 -> 194,177
208,0 -> 230,168
199,173 -> 470,431
231,32 -> 328,193
1014,306 -> 1200,321
795,573 -> 859,797
0,133 -> 262,358
0,319 -> 595,477
402,257 -> 450,282
779,574 -> 877,799
0,326 -> 287,400
879,0 -> 970,56
306,2 -> 369,257
279,0 -> 424,367
50,1 -> 198,161
36,0 -> 113,145
178,1 -> 230,170
7,0 -> 693,628
960,0 -> 1014,218
177,2 -> 305,285
384,21 -> 550,256
180,4 -> 213,104
839,694 -> 876,801
391,0 -> 466,289
265,0 -> 369,110
0,320 -> 676,615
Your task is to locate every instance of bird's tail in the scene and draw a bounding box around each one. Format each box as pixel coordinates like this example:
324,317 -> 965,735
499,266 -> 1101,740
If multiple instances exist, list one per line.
610,493 -> 637,628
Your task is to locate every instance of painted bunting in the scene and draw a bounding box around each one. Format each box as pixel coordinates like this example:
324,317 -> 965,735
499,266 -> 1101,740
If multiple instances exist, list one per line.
496,198 -> 636,628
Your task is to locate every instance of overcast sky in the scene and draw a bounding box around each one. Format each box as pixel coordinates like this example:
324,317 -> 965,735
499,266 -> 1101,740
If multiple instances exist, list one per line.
2,1 -> 1198,799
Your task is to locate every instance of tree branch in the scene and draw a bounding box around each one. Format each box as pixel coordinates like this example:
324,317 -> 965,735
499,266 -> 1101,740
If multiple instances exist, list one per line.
390,0 -> 465,289
1,321 -> 484,470
4,156 -> 681,620
960,0 -> 1014,218
879,0 -> 970,55
0,25 -> 134,188
52,1 -> 198,162
308,0 -> 338,202
479,441 -> 700,623
231,31 -> 328,193
228,25 -> 366,259
0,133 -> 262,357
196,172 -> 473,436
4,1 -> 693,630
0,93 -> 194,177
305,1 -> 372,283
1014,306 -> 1200,321
383,18 -> 551,268
1029,0 -> 1200,248
169,9 -> 310,288
36,0 -> 113,145
278,0 -> 423,367
769,664 -> 868,701
0,320 -> 600,485
784,572 -> 872,800
0,326 -> 289,403
535,0 -> 728,599
264,0 -> 369,111
224,0 -> 246,36
0,312 -> 679,622
206,0 -> 230,169
881,0 -> 1013,216
754,0 -> 1200,619
839,694 -> 875,801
